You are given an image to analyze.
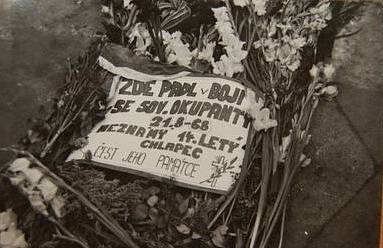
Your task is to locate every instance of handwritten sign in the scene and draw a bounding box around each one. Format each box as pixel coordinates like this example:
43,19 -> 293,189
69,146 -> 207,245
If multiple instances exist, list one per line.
67,56 -> 252,193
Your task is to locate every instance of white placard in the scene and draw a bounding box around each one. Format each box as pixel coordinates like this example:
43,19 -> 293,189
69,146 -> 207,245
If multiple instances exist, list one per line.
68,57 -> 252,193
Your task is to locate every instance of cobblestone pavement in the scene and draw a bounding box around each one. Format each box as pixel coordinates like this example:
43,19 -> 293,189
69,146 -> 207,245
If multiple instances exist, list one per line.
286,5 -> 383,248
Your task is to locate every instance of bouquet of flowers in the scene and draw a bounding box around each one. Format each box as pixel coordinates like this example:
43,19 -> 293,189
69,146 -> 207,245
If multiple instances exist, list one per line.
0,0 -> 362,247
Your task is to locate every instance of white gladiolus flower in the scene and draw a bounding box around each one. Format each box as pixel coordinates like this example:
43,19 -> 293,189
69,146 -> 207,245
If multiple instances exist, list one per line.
101,5 -> 109,13
264,49 -> 277,62
212,7 -> 230,23
0,210 -> 17,232
220,33 -> 238,47
8,173 -> 25,186
211,6 -> 248,77
243,90 -> 257,106
233,0 -> 250,7
286,55 -> 301,72
225,44 -> 248,62
166,43 -> 193,67
252,0 -> 267,16
310,2 -> 332,20
276,43 -> 291,63
23,168 -> 43,184
162,30 -> 176,43
323,64 -> 335,80
0,209 -> 27,248
8,158 -> 30,172
279,134 -> 292,162
216,21 -> 234,36
37,178 -> 58,202
212,55 -> 244,77
309,64 -> 320,78
0,223 -> 27,248
167,46 -> 193,67
197,42 -> 216,62
162,31 -> 193,68
277,22 -> 293,35
209,6 -> 247,77
51,196 -> 65,218
260,35 -> 305,72
123,0 -> 134,9
243,90 -> 264,115
253,40 -> 263,49
252,108 -> 278,131
7,158 -> 66,219
176,224 -> 191,235
28,191 -> 49,216
213,14 -> 234,38
304,2 -> 332,32
129,23 -> 152,55
221,34 -> 248,62
243,90 -> 277,132
263,38 -> 279,62
300,154 -> 312,167
267,18 -> 278,37
227,48 -> 248,62
320,85 -> 338,99
289,37 -> 306,51
304,18 -> 328,31
9,158 -> 43,185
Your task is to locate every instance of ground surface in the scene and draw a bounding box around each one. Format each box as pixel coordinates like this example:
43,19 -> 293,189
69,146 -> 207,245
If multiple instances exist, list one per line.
0,1 -> 381,247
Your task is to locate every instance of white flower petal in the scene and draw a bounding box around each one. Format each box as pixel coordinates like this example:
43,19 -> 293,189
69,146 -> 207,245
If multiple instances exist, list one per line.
309,64 -> 319,78
51,196 -> 65,218
233,0 -> 249,7
244,90 -> 265,119
0,209 -> 17,231
279,134 -> 292,162
28,191 -> 48,216
24,168 -> 43,185
9,158 -> 30,173
161,30 -> 192,67
11,234 -> 28,248
252,0 -> 267,16
176,224 -> 191,235
320,85 -> 338,99
123,0 -> 134,9
323,64 -> 335,80
289,37 -> 306,49
0,223 -> 27,248
252,108 -> 277,131
212,7 -> 230,23
286,58 -> 300,71
253,40 -> 263,49
216,21 -> 234,36
147,195 -> 159,207
9,174 -> 26,186
101,5 -> 109,14
37,178 -> 58,202
212,225 -> 229,248
299,154 -> 312,167
129,23 -> 152,55
197,42 -> 216,62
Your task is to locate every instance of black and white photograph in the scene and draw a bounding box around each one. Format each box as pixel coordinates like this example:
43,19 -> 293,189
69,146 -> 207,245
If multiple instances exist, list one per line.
0,0 -> 382,247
